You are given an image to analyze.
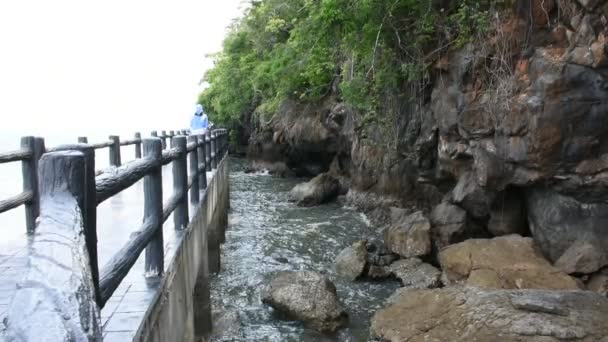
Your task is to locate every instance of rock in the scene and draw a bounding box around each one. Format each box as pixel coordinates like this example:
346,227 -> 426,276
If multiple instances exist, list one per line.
430,202 -> 486,248
439,235 -> 580,290
451,171 -> 493,218
366,240 -> 399,266
587,268 -> 608,297
389,207 -> 410,224
487,188 -> 528,236
335,240 -> 368,280
389,258 -> 441,289
372,287 -> 608,342
274,257 -> 289,264
367,265 -> 393,280
261,271 -> 348,333
527,188 -> 608,274
554,240 -> 606,274
289,173 -> 340,206
383,211 -> 431,258
211,311 -> 243,340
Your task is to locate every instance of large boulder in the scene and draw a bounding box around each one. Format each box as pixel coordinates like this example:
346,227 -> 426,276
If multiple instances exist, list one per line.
389,258 -> 441,289
289,173 -> 340,206
527,188 -> 608,274
430,202 -> 486,248
371,287 -> 608,342
384,211 -> 431,258
261,271 -> 348,333
439,235 -> 580,290
335,240 -> 368,280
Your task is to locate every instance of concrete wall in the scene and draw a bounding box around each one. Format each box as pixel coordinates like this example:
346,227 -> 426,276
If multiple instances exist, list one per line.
134,156 -> 229,342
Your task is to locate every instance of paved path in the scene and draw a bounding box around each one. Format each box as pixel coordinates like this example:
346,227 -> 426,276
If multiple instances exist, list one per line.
0,164 -> 215,340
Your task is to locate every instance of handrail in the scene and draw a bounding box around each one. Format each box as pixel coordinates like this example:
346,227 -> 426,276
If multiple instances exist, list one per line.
93,129 -> 228,305
95,157 -> 160,205
0,191 -> 33,214
0,149 -> 31,164
119,138 -> 141,146
0,128 -> 229,311
161,148 -> 181,165
98,216 -> 160,305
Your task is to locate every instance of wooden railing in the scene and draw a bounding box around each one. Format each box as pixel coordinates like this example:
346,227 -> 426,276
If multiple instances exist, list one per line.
0,128 -> 229,307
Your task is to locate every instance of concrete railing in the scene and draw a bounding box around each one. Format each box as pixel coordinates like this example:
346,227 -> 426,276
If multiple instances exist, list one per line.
0,128 -> 229,340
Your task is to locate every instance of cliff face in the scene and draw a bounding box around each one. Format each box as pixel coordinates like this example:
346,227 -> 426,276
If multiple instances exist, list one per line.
248,0 -> 608,275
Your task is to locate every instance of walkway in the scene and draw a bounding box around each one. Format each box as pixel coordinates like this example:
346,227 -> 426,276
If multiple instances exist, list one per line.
0,166 -> 215,340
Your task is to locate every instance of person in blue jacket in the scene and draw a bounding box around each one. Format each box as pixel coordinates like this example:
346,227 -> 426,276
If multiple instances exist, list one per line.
190,104 -> 209,134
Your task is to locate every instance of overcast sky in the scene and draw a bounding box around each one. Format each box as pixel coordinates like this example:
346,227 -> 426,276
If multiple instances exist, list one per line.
0,0 -> 244,136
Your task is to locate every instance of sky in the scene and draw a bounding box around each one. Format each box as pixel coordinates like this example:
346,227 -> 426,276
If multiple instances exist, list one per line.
0,0 -> 245,136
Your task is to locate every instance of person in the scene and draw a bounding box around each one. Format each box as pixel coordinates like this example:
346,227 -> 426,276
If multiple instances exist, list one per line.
190,104 -> 209,134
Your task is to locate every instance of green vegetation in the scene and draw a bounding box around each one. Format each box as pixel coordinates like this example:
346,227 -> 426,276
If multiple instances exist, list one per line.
199,0 -> 502,129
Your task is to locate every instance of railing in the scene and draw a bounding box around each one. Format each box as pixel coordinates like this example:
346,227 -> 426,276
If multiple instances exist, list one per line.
0,128 -> 229,308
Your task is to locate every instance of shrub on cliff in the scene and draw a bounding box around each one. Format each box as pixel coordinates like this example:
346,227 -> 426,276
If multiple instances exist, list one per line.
198,0 -> 502,130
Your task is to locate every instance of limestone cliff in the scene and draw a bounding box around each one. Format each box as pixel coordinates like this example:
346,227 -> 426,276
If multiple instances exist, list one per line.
247,0 -> 608,276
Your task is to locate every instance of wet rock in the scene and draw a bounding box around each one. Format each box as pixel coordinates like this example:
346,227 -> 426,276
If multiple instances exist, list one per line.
211,311 -> 243,340
383,211 -> 431,258
527,188 -> 608,274
289,173 -> 340,206
430,202 -> 486,248
389,258 -> 441,289
335,240 -> 368,280
261,271 -> 348,333
439,235 -> 580,290
587,267 -> 608,297
366,240 -> 399,267
274,257 -> 289,264
372,287 -> 608,342
367,265 -> 393,280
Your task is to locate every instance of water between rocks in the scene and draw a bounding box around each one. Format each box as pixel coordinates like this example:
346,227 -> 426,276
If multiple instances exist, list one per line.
210,159 -> 399,341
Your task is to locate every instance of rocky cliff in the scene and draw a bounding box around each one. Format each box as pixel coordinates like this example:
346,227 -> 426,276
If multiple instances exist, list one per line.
247,0 -> 608,279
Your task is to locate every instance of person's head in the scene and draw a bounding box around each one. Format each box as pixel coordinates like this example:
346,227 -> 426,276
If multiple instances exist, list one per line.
195,104 -> 203,116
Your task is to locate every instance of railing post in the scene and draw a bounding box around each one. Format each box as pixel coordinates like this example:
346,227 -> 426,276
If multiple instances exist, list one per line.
205,131 -> 211,172
78,145 -> 100,303
210,131 -> 217,169
172,136 -> 189,230
20,136 -> 45,234
144,138 -> 164,276
188,135 -> 200,204
161,130 -> 167,149
134,132 -> 142,159
196,134 -> 207,189
151,130 -> 158,139
109,135 -> 121,167
5,150 -> 101,340
52,143 -> 100,303
78,136 -> 88,144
